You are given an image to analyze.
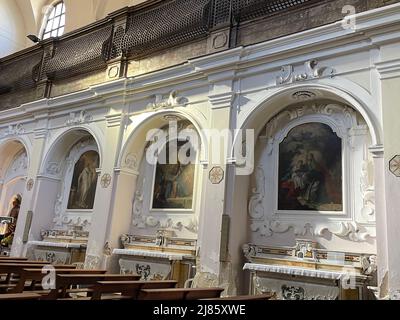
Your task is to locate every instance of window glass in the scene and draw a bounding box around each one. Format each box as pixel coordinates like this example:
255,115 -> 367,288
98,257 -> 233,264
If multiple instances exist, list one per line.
41,2 -> 66,40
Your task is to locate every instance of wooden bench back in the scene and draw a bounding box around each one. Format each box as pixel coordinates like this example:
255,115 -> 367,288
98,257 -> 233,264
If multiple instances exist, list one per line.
42,274 -> 141,300
203,294 -> 274,300
0,264 -> 76,284
0,257 -> 28,261
0,293 -> 42,301
138,288 -> 224,300
91,280 -> 177,300
10,269 -> 107,293
0,260 -> 52,264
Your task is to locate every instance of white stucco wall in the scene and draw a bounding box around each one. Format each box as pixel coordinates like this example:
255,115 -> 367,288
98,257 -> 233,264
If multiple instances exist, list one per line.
0,0 -> 28,57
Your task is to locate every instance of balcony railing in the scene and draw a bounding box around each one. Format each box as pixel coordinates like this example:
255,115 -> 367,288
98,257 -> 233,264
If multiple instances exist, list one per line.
0,0 -> 390,111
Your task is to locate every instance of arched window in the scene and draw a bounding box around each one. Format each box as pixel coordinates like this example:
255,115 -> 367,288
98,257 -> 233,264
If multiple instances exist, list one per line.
42,1 -> 66,40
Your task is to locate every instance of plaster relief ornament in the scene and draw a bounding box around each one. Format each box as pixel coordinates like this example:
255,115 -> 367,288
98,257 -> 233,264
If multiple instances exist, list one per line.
103,242 -> 112,256
277,59 -> 335,85
389,155 -> 400,177
148,90 -> 186,110
46,162 -> 62,176
248,167 -> 265,220
0,124 -> 25,138
26,179 -> 34,191
100,173 -> 112,188
209,166 -> 224,184
292,91 -> 317,101
124,153 -> 138,170
66,110 -> 93,126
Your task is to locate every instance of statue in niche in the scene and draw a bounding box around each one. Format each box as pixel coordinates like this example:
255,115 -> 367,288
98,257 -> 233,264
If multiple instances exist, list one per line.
68,151 -> 99,210
0,195 -> 21,247
278,123 -> 343,211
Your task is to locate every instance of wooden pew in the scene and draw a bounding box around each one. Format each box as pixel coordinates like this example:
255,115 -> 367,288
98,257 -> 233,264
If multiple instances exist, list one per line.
0,260 -> 53,264
0,263 -> 76,289
91,280 -> 177,300
0,257 -> 28,261
9,269 -> 107,293
42,274 -> 141,300
202,294 -> 275,300
0,293 -> 42,301
138,288 -> 224,300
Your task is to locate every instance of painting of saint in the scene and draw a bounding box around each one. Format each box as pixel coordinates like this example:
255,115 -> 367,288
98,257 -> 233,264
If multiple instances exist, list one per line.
278,123 -> 343,211
68,151 -> 99,210
152,141 -> 195,209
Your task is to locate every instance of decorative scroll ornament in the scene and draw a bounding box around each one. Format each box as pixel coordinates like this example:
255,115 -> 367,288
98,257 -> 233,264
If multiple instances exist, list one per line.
46,162 -> 62,176
147,90 -> 186,111
0,124 -> 25,138
361,255 -> 377,276
34,250 -> 70,265
132,178 -> 145,227
292,91 -> 317,101
254,277 -> 339,300
53,216 -> 90,229
248,167 -> 265,220
103,242 -> 112,256
26,179 -> 34,191
360,155 -> 375,221
119,259 -> 170,281
66,110 -> 93,126
277,59 -> 335,85
263,103 -> 357,144
318,222 -> 374,242
100,173 -> 112,188
185,218 -> 199,234
124,153 -> 139,171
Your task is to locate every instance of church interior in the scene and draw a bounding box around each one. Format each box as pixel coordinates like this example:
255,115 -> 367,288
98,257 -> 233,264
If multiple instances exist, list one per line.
0,0 -> 400,301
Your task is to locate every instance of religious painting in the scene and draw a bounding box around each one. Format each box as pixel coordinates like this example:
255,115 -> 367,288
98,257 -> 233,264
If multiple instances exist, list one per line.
152,141 -> 196,210
67,151 -> 99,210
278,123 -> 343,211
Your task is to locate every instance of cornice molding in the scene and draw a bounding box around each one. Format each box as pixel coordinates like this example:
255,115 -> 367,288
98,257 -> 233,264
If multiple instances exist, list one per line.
369,144 -> 384,158
375,59 -> 400,80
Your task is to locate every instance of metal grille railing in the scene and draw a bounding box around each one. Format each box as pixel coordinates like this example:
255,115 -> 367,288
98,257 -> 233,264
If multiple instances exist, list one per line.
0,51 -> 43,94
232,0 -> 317,22
121,0 -> 212,58
44,25 -> 113,80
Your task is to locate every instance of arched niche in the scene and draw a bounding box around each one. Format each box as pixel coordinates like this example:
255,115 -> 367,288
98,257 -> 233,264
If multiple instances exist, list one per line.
120,113 -> 204,240
247,100 -> 376,252
0,140 -> 29,217
41,129 -> 101,231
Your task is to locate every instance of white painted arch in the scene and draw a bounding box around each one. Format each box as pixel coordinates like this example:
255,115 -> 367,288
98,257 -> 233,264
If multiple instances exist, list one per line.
235,79 -> 382,151
119,109 -> 208,170
40,124 -> 104,175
